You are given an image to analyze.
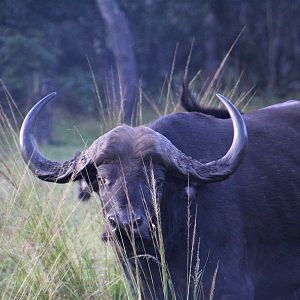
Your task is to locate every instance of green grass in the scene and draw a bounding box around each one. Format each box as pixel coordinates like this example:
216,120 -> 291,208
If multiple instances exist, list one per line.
0,105 -> 131,299
0,86 -> 220,299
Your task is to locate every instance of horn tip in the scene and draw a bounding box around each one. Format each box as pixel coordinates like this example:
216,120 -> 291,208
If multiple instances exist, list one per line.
216,93 -> 232,105
216,93 -> 225,99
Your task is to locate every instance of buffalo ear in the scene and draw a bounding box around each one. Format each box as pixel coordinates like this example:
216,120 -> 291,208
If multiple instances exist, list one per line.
77,169 -> 100,200
77,178 -> 93,201
74,150 -> 95,201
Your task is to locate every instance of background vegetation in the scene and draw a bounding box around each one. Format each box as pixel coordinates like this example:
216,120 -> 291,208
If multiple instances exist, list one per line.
1,0 -> 300,117
0,80 -> 222,299
1,1 -> 300,299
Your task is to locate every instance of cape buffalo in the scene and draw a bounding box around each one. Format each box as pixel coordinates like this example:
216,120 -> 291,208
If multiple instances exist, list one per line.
19,87 -> 300,299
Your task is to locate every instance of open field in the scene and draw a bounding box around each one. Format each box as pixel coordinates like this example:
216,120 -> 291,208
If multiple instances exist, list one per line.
0,106 -> 137,299
1,1 -> 300,298
1,66 -> 299,299
0,90 -> 210,299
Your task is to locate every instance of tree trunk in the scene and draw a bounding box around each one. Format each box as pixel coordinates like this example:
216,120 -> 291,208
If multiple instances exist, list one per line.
96,0 -> 138,125
266,1 -> 283,95
203,4 -> 218,78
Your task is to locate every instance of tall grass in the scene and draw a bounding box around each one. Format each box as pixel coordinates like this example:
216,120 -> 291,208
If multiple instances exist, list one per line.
0,91 -> 131,299
0,47 -> 252,299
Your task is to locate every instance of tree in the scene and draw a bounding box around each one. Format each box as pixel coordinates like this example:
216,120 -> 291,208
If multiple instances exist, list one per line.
96,0 -> 138,124
1,0 -> 300,125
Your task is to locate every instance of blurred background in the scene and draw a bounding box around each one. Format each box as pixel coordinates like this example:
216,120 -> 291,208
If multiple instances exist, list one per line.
0,3 -> 300,297
1,0 -> 300,146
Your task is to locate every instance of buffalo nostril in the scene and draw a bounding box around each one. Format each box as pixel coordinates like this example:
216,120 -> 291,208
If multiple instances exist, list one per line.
108,215 -> 144,232
108,216 -> 117,229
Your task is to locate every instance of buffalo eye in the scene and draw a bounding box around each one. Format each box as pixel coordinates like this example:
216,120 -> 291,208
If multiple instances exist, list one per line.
155,179 -> 164,189
97,176 -> 111,189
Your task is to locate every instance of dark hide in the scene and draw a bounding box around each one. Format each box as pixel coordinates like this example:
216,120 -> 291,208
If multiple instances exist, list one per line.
145,101 -> 300,299
83,100 -> 300,299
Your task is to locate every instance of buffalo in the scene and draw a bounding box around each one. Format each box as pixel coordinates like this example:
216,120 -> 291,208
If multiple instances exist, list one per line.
19,85 -> 300,299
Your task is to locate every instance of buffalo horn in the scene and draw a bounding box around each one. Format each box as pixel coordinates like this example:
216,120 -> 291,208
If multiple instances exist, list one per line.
155,94 -> 248,182
19,93 -> 87,183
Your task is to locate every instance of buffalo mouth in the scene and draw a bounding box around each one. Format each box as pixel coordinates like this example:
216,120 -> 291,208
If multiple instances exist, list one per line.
101,222 -> 157,255
102,231 -> 154,256
101,226 -> 152,243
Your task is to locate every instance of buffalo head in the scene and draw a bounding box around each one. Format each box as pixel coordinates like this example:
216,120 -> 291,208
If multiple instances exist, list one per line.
19,92 -> 247,247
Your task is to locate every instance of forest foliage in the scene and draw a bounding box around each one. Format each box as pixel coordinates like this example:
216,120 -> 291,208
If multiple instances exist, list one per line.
1,0 -> 300,116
